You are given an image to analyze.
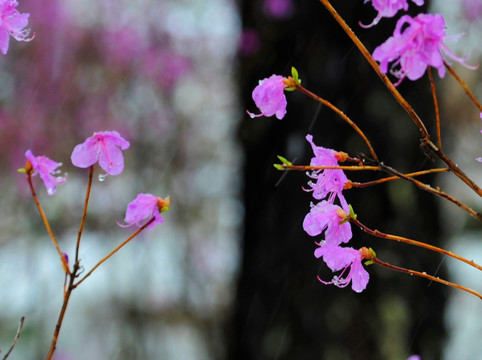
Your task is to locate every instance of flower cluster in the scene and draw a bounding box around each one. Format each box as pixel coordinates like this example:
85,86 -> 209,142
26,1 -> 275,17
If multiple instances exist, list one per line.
0,0 -> 34,55
21,130 -> 168,229
361,0 -> 475,85
302,134 -> 369,292
372,13 -> 473,84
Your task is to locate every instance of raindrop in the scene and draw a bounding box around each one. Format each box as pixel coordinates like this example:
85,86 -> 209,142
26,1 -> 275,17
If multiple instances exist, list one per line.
98,173 -> 107,182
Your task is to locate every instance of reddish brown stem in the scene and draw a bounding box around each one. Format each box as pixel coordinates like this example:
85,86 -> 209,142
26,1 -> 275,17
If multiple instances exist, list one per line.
427,68 -> 442,151
74,166 -> 94,266
349,168 -> 449,188
74,218 -> 155,288
370,257 -> 482,300
373,161 -> 482,221
352,217 -> 482,272
444,60 -> 482,112
283,164 -> 380,171
295,84 -> 379,161
27,174 -> 70,274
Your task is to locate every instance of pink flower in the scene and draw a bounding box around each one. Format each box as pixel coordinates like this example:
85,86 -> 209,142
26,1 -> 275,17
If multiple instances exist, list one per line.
0,0 -> 34,55
71,131 -> 130,176
303,200 -> 352,246
247,75 -> 287,120
315,245 -> 369,293
305,134 -> 349,211
118,193 -> 170,229
361,0 -> 424,28
25,149 -> 67,195
373,14 -> 475,85
406,356 -> 421,360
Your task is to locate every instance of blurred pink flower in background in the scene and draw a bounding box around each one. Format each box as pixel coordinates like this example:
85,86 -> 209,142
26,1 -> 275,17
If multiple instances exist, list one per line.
238,28 -> 260,56
463,0 -> 482,22
262,0 -> 294,19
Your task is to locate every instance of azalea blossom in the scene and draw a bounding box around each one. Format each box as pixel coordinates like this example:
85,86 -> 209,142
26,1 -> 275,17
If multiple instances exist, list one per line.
118,193 -> 170,230
0,0 -> 34,55
314,244 -> 369,293
303,200 -> 352,246
71,131 -> 130,176
25,149 -> 67,195
361,0 -> 424,28
305,134 -> 349,211
247,74 -> 287,119
373,13 -> 475,85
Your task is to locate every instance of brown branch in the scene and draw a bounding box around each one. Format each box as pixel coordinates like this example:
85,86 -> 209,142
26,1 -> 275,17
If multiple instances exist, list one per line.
444,60 -> 482,112
352,217 -> 482,272
370,257 -> 482,300
427,68 -> 442,151
27,175 -> 70,274
2,317 -> 25,360
74,218 -> 155,288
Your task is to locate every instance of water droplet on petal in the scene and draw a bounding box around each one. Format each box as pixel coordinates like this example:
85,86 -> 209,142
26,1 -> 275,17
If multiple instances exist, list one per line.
98,173 -> 107,182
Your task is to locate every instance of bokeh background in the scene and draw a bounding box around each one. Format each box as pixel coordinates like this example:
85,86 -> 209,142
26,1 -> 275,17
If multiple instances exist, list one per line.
0,0 -> 480,359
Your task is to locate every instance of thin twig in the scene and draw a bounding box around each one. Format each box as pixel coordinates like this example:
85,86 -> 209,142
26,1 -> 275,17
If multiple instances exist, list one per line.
444,60 -> 482,111
370,257 -> 482,300
2,316 -> 25,360
349,168 -> 449,188
295,84 -> 379,161
74,166 -> 94,267
371,160 -> 482,221
282,164 -> 381,171
27,175 -> 70,274
74,218 -> 155,288
427,68 -> 442,151
352,217 -> 482,272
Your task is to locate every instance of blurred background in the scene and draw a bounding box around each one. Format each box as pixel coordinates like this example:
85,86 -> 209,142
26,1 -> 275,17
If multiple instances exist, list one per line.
0,0 -> 480,359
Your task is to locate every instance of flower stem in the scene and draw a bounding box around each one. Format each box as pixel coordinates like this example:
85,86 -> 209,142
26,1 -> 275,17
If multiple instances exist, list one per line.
2,316 -> 25,360
444,60 -> 482,112
46,262 -> 79,360
74,166 -> 94,266
351,217 -> 482,272
369,256 -> 482,300
370,160 -> 482,221
349,168 -> 449,188
27,174 -> 70,274
427,68 -> 442,151
74,218 -> 155,288
282,164 -> 381,171
295,84 -> 379,162
317,0 -> 430,140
